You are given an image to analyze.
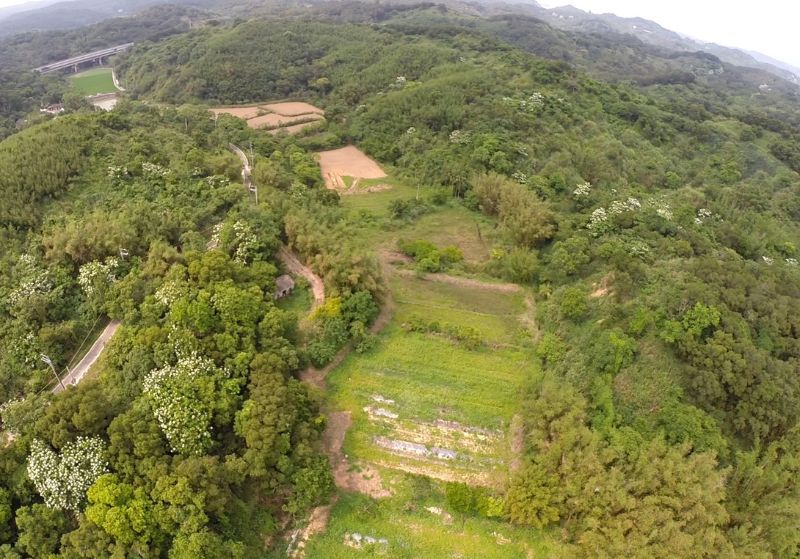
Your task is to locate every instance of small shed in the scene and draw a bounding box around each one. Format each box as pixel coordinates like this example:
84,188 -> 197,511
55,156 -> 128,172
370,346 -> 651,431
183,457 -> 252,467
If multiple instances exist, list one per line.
274,274 -> 295,299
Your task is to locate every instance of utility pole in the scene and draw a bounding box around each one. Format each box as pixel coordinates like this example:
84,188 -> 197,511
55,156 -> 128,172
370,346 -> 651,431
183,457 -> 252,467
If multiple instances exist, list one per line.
40,354 -> 66,391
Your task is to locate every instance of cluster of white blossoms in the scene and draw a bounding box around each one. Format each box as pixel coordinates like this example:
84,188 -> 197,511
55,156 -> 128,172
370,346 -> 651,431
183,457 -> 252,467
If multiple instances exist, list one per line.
209,222 -> 225,249
205,175 -> 230,188
628,240 -> 651,259
786,258 -> 798,266
762,256 -> 774,265
391,76 -> 407,89
107,165 -> 128,179
144,353 -> 225,455
27,437 -> 108,511
77,257 -> 119,296
155,280 -> 183,307
587,207 -> 608,233
448,129 -> 471,145
405,126 -> 416,135
232,221 -> 259,264
0,397 -> 25,435
646,197 -> 673,220
512,171 -> 528,185
587,197 -> 642,235
573,181 -> 592,198
7,254 -> 53,307
142,162 -> 170,179
609,197 -> 642,214
502,91 -> 547,114
9,332 -> 42,368
695,208 -> 714,224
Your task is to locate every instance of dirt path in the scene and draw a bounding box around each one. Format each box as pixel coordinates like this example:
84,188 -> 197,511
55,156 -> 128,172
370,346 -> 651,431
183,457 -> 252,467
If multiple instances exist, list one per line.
111,69 -> 125,91
324,411 -> 390,498
53,320 -> 120,393
509,413 -> 525,474
392,268 -> 523,293
278,246 -> 324,307
299,251 -> 394,389
287,502 -> 334,558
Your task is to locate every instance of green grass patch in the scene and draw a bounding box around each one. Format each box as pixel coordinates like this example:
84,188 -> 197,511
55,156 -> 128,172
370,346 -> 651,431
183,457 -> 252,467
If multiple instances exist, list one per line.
327,272 -> 536,484
339,175 -> 418,214
276,282 -> 312,315
69,67 -> 116,95
390,275 -> 525,344
304,482 -> 560,558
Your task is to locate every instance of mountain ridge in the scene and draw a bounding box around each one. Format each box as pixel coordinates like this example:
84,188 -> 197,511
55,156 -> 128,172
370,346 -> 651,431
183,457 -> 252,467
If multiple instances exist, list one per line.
520,2 -> 799,84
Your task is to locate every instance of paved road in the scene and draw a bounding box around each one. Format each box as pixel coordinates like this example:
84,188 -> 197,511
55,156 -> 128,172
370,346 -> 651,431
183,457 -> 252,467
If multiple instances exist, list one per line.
229,143 -> 252,190
33,43 -> 134,73
53,320 -> 121,393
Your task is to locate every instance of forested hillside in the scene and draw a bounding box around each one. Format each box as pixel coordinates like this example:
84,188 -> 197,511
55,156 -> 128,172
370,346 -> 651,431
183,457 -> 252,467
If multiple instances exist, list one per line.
0,5 -> 799,558
0,101 -> 385,556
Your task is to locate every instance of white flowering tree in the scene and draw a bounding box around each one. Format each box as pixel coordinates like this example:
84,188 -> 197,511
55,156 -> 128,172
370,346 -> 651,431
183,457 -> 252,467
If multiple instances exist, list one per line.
144,353 -> 230,456
573,181 -> 592,199
78,257 -> 119,297
209,220 -> 261,264
7,254 -> 53,310
78,257 -> 119,312
27,437 -> 108,511
141,162 -> 170,180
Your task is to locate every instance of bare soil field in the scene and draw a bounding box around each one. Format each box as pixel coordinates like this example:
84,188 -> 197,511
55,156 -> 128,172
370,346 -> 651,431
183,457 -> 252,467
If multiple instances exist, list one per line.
249,112 -> 324,129
211,101 -> 325,134
318,146 -> 387,189
263,101 -> 325,116
270,121 -> 325,135
211,106 -> 263,119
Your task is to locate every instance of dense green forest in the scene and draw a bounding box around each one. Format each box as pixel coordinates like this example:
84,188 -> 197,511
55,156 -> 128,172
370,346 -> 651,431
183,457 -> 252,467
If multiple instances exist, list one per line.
0,4 -> 799,558
0,101 -> 384,556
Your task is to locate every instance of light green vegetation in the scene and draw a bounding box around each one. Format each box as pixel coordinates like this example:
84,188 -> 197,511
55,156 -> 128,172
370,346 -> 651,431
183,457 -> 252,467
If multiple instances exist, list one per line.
390,275 -> 527,344
342,185 -> 496,265
338,175 -> 417,214
304,480 -> 561,558
68,67 -> 116,95
326,269 -> 536,485
275,279 -> 312,315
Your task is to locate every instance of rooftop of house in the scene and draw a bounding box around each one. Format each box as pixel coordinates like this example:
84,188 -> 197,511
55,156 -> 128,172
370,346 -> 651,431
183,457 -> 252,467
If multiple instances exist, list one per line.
276,274 -> 295,292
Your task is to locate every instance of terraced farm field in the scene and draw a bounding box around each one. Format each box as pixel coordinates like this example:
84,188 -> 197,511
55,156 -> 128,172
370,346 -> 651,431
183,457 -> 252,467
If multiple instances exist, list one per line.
211,101 -> 325,133
327,271 -> 536,488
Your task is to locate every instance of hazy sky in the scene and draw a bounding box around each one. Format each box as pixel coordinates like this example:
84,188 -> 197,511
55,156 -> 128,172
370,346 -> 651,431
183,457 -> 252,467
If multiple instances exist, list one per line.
0,0 -> 797,68
539,0 -> 800,68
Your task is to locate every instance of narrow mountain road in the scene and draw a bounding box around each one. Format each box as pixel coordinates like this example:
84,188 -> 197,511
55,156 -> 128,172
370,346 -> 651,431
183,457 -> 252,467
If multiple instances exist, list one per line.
229,143 -> 252,190
53,319 -> 121,393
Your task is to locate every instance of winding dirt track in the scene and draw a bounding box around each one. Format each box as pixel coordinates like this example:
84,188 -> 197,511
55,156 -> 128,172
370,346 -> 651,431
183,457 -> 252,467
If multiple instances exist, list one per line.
277,247 -> 325,307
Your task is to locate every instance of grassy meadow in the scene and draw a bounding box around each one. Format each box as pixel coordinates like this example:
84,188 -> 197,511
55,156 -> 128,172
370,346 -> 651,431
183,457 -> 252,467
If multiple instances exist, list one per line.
291,157 -> 554,551
68,67 -> 116,95
304,481 -> 563,558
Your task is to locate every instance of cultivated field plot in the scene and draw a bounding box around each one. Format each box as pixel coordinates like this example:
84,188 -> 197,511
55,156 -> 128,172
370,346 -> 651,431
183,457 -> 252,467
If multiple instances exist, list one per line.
327,273 -> 536,488
69,67 -> 117,95
317,146 -> 387,190
211,101 -> 325,133
303,488 -> 560,558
